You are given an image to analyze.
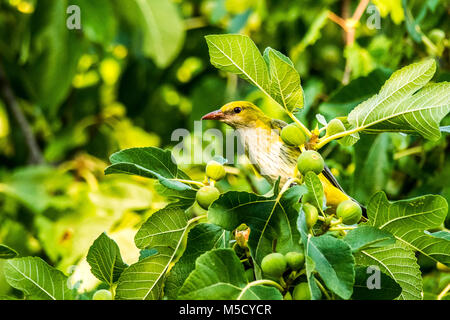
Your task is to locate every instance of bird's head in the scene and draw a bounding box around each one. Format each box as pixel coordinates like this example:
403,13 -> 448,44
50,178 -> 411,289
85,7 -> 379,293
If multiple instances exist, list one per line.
201,101 -> 270,129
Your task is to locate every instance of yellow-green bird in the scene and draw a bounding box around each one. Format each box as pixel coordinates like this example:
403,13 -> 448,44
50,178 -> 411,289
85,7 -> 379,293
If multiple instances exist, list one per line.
202,101 -> 356,211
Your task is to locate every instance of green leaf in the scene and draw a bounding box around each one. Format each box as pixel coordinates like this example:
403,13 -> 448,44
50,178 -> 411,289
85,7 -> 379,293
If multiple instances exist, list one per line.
116,0 -> 185,68
351,266 -> 402,300
134,204 -> 190,250
319,69 -> 392,119
297,211 -> 355,300
115,204 -> 201,300
26,0 -> 85,116
368,192 -> 450,265
348,60 -> 450,140
296,212 -> 322,300
86,233 -> 128,286
205,34 -> 271,99
430,231 -> 450,241
303,172 -> 325,213
105,147 -> 193,191
154,182 -> 197,207
303,256 -> 322,300
344,43 -> 376,79
363,82 -> 450,139
290,10 -> 329,60
164,224 -> 229,299
373,0 -> 404,24
352,133 -> 394,203
307,236 -> 355,299
178,249 -> 283,300
338,117 -> 361,147
344,226 -> 396,252
1,166 -> 74,214
264,48 -> 304,111
4,257 -> 73,300
440,126 -> 450,133
0,245 -> 18,259
208,186 -> 307,266
402,0 -> 422,42
139,249 -> 158,261
355,242 -> 422,300
73,0 -> 117,45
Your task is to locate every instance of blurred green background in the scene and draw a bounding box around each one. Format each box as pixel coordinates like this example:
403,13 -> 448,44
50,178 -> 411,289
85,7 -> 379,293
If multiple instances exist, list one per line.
0,0 -> 448,298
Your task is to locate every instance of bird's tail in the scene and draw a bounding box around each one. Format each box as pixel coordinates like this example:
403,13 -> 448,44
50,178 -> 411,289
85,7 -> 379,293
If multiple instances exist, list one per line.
321,165 -> 367,218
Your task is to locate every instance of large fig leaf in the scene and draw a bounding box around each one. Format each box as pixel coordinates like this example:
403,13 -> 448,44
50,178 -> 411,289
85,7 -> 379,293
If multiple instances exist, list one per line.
105,147 -> 193,191
4,257 -> 73,300
348,60 -> 450,140
178,249 -> 282,300
367,192 -> 450,265
208,186 -> 306,267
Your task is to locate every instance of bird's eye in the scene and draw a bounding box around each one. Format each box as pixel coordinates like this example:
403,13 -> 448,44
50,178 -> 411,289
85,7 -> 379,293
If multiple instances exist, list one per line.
234,107 -> 242,114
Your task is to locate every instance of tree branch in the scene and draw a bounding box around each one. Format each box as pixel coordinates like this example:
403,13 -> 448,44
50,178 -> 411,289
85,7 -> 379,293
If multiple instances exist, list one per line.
328,0 -> 371,84
0,62 -> 44,164
352,0 -> 370,21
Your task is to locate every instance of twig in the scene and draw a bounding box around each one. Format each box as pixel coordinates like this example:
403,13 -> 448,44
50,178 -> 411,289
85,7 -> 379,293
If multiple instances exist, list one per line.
314,278 -> 331,300
327,11 -> 347,30
0,62 -> 44,164
352,0 -> 370,21
171,178 -> 205,187
437,283 -> 450,300
327,0 -> 370,84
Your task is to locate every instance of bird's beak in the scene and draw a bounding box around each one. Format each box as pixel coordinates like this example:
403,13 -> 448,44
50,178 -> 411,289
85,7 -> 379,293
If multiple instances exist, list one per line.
202,109 -> 225,121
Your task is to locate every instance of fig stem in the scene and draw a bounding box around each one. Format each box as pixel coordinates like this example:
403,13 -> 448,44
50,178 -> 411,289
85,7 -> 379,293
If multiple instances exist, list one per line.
237,280 -> 285,299
314,278 -> 331,300
288,112 -> 312,138
279,276 -> 287,288
328,226 -> 356,231
437,283 -> 450,300
330,218 -> 343,226
172,179 -> 205,187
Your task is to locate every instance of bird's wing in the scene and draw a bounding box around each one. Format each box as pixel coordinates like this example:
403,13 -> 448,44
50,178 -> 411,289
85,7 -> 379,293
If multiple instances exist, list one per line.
270,119 -> 288,132
322,164 -> 367,216
322,165 -> 346,193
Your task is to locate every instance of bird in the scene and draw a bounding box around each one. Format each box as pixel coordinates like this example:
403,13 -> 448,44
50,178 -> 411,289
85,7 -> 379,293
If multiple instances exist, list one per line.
201,101 -> 360,212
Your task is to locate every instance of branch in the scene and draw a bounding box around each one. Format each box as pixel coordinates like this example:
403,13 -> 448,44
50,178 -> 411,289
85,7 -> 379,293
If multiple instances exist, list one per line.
328,0 -> 371,84
0,62 -> 44,164
352,0 -> 370,21
327,11 -> 347,30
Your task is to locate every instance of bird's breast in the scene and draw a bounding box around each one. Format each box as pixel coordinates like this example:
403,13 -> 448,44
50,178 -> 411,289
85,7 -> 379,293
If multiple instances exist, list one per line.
237,128 -> 300,185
